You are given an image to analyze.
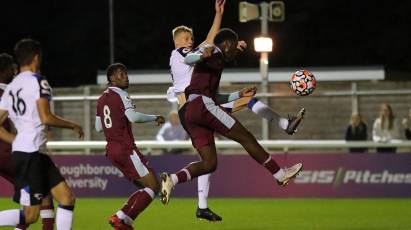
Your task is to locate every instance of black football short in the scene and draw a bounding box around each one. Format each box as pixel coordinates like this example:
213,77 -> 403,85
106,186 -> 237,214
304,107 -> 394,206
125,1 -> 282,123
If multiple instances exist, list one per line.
12,151 -> 65,206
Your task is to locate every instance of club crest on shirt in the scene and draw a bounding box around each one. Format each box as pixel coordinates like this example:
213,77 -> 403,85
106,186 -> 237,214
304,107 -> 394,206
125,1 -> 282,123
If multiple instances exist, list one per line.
182,48 -> 191,54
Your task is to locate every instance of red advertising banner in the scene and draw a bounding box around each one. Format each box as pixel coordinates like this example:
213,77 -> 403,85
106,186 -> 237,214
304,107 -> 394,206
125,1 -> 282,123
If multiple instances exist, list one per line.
1,153 -> 410,198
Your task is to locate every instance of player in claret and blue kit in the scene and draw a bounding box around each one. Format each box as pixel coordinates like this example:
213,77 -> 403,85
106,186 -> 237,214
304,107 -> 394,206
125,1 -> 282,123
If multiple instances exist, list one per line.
161,29 -> 304,209
167,0 -> 305,222
96,63 -> 165,230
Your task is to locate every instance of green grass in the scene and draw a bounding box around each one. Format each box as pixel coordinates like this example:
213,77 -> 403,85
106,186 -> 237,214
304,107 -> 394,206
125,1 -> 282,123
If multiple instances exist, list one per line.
1,198 -> 411,230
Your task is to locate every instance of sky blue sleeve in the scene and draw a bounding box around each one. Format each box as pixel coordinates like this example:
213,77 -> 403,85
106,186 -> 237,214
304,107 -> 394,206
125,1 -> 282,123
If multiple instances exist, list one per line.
184,47 -> 204,65
112,87 -> 157,123
95,116 -> 103,132
125,109 -> 157,123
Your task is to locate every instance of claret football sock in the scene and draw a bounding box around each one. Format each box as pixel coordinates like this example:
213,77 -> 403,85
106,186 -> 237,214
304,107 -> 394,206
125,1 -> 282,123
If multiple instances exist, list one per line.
173,168 -> 192,184
40,204 -> 55,230
120,187 -> 154,223
262,156 -> 281,175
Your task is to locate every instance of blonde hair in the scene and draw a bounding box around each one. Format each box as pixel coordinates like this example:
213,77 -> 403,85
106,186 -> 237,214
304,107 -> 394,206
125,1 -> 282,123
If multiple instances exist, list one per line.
172,25 -> 193,39
350,112 -> 365,135
379,103 -> 394,130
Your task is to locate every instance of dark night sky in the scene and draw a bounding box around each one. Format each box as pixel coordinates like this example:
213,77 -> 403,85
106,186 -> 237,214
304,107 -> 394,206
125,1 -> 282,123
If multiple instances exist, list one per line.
1,0 -> 410,86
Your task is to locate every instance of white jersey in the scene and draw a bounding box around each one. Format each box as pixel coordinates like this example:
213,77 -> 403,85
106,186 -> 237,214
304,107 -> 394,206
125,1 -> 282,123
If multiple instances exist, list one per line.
169,47 -> 200,94
0,71 -> 52,152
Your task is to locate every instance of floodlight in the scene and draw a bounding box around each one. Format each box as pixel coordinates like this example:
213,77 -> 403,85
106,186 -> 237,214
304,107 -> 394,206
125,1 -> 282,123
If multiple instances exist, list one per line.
269,1 -> 285,22
239,1 -> 260,22
254,37 -> 273,52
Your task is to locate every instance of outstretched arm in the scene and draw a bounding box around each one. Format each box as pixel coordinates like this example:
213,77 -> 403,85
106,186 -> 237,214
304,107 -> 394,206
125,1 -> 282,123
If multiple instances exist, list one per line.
215,86 -> 257,104
198,0 -> 226,48
184,45 -> 215,65
215,91 -> 240,105
125,109 -> 165,126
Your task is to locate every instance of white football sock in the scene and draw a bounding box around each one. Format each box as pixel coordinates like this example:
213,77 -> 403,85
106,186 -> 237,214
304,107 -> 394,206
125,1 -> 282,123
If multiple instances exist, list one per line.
279,118 -> 289,130
143,187 -> 155,199
170,174 -> 178,185
273,168 -> 285,181
40,208 -> 55,219
198,174 -> 211,209
116,210 -> 133,226
56,206 -> 73,230
116,210 -> 126,219
250,100 -> 288,130
0,209 -> 20,226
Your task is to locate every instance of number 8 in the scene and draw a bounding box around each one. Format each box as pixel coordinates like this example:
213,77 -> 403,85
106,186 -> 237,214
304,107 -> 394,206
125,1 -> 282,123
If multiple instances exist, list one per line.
103,105 -> 112,128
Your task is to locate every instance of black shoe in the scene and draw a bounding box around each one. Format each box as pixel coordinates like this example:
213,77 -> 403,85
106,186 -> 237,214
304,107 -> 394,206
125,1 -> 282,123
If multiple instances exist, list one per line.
196,207 -> 222,222
285,108 -> 305,135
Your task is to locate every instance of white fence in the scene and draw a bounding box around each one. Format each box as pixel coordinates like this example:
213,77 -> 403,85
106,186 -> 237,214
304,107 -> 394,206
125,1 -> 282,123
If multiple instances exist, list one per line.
46,140 -> 411,154
52,86 -> 411,142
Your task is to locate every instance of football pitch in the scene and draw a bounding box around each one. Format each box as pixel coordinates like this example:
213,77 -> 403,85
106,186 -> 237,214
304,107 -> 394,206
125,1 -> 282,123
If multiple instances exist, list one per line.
1,198 -> 410,230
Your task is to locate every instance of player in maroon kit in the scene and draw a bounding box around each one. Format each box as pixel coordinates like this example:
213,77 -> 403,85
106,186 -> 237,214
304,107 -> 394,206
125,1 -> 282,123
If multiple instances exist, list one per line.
160,29 -> 303,205
0,53 -> 55,230
0,53 -> 15,184
96,63 -> 165,230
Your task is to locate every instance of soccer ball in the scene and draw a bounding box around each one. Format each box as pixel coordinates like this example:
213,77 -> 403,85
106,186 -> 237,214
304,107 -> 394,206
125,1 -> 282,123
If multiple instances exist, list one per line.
290,70 -> 316,96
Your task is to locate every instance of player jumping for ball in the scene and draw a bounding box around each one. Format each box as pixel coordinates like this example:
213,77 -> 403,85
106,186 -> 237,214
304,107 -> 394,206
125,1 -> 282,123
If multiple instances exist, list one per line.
161,28 -> 303,207
168,0 -> 304,221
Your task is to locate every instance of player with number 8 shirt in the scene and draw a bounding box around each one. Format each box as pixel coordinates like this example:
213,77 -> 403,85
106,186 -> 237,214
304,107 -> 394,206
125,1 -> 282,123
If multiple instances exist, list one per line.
95,63 -> 165,230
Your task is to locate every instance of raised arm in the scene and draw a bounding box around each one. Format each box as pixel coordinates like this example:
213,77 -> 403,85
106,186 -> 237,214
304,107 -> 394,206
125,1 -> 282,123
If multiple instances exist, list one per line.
198,0 -> 226,47
184,45 -> 215,65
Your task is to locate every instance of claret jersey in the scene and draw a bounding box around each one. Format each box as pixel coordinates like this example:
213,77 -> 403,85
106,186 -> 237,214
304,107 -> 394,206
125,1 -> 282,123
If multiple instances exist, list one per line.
96,86 -> 136,151
185,48 -> 224,101
0,83 -> 12,155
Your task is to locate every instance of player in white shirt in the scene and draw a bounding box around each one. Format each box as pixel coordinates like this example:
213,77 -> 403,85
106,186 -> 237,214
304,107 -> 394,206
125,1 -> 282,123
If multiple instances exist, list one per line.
0,53 -> 56,230
0,39 -> 83,230
168,0 -> 305,222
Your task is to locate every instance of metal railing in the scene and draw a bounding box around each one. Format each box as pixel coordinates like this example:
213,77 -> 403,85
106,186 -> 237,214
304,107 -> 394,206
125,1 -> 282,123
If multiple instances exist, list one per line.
53,89 -> 411,101
52,85 -> 411,143
46,140 -> 411,153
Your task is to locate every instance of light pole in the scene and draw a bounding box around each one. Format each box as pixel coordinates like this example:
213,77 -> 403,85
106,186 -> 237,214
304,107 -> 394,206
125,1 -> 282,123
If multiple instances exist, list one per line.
239,1 -> 285,139
255,34 -> 272,139
109,0 -> 114,64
